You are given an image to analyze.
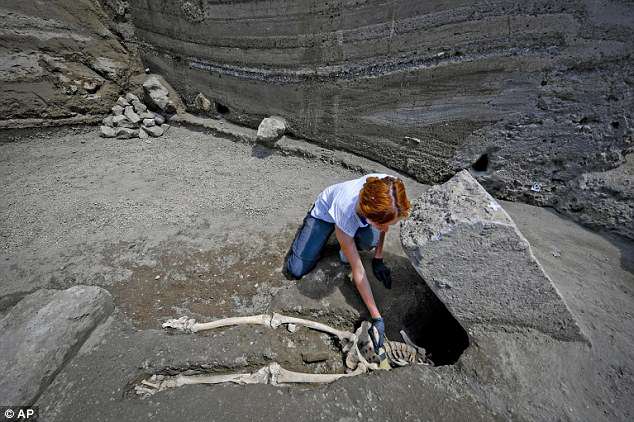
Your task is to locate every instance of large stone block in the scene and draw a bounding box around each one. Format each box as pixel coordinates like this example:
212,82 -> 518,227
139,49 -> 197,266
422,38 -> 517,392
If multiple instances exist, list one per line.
0,286 -> 114,405
400,170 -> 585,342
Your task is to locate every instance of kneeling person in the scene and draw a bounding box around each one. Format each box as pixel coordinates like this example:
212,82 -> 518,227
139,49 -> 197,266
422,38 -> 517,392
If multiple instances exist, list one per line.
285,173 -> 411,350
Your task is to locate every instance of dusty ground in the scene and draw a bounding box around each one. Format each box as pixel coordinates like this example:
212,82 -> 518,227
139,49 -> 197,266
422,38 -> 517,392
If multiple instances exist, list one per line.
0,125 -> 632,421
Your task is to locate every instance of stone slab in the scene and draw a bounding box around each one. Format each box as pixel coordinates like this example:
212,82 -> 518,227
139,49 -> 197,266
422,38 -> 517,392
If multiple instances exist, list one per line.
0,286 -> 114,405
400,170 -> 585,342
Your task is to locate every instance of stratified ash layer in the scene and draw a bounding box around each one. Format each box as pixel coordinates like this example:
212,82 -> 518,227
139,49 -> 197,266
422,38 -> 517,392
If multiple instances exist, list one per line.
0,0 -> 144,127
131,0 -> 634,239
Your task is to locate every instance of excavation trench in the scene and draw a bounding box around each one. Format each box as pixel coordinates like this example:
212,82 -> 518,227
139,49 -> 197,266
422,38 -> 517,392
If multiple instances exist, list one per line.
77,124 -> 471,388
127,294 -> 468,396
111,225 -> 468,393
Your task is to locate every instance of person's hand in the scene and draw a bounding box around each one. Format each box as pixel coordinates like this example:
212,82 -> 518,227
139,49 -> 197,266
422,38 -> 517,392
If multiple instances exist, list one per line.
369,317 -> 385,350
372,258 -> 392,289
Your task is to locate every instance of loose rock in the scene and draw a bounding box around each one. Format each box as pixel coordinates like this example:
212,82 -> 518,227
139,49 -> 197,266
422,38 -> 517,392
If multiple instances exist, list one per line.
153,113 -> 165,125
115,127 -> 138,139
124,106 -> 141,124
116,96 -> 130,107
125,92 -> 140,103
111,105 -> 124,116
132,100 -> 147,114
112,115 -> 127,126
99,125 -> 116,138
256,116 -> 287,146
97,78 -> 173,140
143,76 -> 176,114
114,116 -> 136,129
83,80 -> 100,93
194,93 -> 212,112
102,115 -> 114,127
144,125 -> 165,137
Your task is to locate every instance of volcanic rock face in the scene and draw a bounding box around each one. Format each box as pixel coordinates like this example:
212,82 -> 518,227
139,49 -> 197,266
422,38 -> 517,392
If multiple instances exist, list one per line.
0,0 -> 143,128
130,0 -> 633,238
400,170 -> 585,342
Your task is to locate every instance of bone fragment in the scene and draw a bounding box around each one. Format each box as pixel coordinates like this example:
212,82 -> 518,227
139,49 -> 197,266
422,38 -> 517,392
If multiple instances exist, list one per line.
400,329 -> 428,361
163,313 -> 355,343
384,341 -> 416,366
270,313 -> 355,342
273,362 -> 367,384
346,323 -> 380,371
162,314 -> 272,333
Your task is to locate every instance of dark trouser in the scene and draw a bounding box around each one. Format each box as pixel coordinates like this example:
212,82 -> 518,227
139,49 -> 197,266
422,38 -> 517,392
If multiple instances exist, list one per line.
285,205 -> 379,279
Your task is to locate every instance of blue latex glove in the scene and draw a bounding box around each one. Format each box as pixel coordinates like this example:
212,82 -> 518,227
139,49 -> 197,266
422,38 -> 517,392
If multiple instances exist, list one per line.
369,317 -> 385,350
372,258 -> 392,289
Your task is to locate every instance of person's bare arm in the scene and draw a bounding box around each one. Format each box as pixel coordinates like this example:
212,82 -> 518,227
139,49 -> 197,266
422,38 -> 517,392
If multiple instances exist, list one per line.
373,229 -> 387,259
335,226 -> 381,318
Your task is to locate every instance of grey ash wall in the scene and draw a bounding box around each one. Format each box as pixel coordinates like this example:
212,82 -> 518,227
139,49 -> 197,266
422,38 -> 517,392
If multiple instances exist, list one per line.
130,0 -> 634,238
0,0 -> 143,127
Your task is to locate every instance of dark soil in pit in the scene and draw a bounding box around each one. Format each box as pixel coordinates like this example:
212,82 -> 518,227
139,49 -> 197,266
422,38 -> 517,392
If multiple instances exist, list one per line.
157,327 -> 347,376
108,231 -> 293,329
281,241 -> 469,366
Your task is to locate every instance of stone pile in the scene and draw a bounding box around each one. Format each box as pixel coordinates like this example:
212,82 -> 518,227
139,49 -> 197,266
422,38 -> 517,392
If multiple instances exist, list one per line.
99,91 -> 169,140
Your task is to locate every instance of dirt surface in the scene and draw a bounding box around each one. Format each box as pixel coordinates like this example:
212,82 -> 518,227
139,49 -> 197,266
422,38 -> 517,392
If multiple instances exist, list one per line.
1,125 -> 633,421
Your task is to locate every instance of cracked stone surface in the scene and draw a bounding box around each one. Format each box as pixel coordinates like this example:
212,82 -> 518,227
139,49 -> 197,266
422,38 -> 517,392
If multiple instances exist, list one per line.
401,170 -> 585,342
0,285 -> 114,405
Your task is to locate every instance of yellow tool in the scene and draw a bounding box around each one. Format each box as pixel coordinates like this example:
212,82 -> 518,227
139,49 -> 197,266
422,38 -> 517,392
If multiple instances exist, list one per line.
377,347 -> 391,369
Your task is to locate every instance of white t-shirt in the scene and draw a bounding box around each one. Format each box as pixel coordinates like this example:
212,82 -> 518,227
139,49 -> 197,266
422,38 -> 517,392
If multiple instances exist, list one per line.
310,173 -> 392,237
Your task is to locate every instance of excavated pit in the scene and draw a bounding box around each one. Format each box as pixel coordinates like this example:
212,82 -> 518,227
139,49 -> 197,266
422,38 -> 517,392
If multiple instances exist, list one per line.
3,124 -> 473,409
107,216 -> 469,382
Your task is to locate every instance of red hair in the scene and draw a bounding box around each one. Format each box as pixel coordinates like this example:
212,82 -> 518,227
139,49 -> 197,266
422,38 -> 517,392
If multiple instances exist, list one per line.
358,176 -> 411,224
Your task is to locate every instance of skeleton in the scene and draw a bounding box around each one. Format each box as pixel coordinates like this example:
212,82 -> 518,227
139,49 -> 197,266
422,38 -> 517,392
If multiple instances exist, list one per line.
135,313 -> 431,396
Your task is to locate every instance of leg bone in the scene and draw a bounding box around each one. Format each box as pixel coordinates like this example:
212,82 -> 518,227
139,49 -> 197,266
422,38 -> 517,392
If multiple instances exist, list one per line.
272,362 -> 367,384
162,314 -> 273,333
137,362 -> 367,395
270,313 -> 355,342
